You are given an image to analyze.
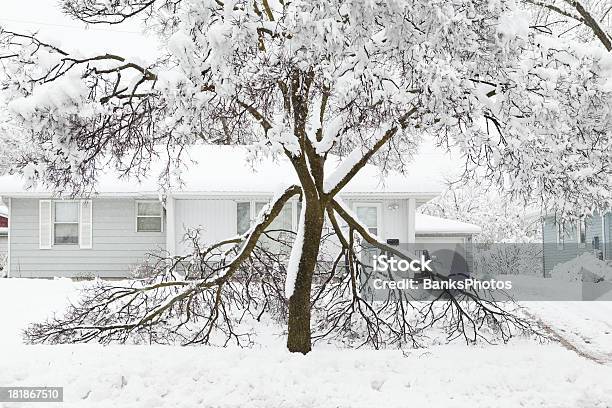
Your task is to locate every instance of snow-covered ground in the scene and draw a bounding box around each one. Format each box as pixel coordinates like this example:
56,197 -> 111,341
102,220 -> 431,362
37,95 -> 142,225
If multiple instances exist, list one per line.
525,301 -> 612,364
0,278 -> 79,346
3,342 -> 612,408
1,278 -> 611,408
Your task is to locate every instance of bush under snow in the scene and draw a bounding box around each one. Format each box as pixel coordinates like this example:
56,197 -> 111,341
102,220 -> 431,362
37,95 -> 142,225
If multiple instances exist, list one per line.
550,253 -> 612,283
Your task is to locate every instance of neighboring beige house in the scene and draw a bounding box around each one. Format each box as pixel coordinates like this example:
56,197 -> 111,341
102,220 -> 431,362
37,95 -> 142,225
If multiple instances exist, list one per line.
0,145 -> 480,278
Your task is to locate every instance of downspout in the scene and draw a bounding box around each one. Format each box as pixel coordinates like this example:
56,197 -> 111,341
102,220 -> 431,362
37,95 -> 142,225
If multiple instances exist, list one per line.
407,198 -> 416,245
602,212 -> 607,260
7,197 -> 11,278
542,218 -> 546,278
165,194 -> 176,257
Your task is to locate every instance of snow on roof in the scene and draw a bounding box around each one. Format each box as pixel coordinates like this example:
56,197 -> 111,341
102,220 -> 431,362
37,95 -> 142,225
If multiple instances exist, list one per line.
415,213 -> 482,235
0,143 -> 461,197
0,227 -> 7,236
0,204 -> 7,217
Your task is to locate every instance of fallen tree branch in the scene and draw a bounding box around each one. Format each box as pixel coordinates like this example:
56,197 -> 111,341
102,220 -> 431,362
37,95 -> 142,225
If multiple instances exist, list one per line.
24,185 -> 301,345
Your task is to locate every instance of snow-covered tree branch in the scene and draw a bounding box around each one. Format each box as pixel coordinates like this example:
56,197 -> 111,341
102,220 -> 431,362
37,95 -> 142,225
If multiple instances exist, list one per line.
25,184 -> 301,345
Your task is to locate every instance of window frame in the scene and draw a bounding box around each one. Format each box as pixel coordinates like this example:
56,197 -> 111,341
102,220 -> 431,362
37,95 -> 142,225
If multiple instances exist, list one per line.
135,200 -> 164,233
236,201 -> 252,235
236,199 -> 297,235
354,202 -> 383,237
53,200 -> 80,246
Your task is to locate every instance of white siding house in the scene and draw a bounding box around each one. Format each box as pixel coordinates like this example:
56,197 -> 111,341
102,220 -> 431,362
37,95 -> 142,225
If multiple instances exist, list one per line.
7,198 -> 165,278
0,145 -> 481,278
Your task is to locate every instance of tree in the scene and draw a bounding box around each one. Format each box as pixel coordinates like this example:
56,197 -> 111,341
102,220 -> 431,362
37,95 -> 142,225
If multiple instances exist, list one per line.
420,180 -> 544,277
421,180 -> 541,244
1,0 -> 610,353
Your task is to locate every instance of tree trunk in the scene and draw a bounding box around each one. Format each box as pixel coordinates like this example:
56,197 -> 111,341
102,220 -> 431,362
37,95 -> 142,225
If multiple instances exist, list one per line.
286,198 -> 324,354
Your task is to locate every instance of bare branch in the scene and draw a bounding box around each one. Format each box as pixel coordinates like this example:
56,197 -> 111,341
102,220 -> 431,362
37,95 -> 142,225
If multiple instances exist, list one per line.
24,185 -> 301,344
564,0 -> 612,50
327,106 -> 418,197
61,0 -> 157,24
525,0 -> 584,21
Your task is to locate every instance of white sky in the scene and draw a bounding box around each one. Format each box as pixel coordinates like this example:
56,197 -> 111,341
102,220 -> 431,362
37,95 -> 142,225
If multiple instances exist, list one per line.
1,1 -> 159,62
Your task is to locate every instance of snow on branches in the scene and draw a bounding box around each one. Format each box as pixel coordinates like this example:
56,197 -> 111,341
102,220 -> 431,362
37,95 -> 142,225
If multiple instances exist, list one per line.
0,0 -> 608,215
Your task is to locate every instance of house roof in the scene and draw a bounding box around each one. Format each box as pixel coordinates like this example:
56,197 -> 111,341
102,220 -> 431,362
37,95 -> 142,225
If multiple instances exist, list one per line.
0,227 -> 7,236
0,143 -> 461,198
0,205 -> 7,218
415,213 -> 482,235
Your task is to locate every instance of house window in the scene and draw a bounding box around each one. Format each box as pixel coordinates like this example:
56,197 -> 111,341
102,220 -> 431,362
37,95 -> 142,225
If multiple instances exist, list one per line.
253,201 -> 269,224
236,201 -> 293,235
136,201 -> 163,232
236,202 -> 251,235
355,203 -> 380,236
577,217 -> 587,247
54,201 -> 79,245
256,201 -> 292,233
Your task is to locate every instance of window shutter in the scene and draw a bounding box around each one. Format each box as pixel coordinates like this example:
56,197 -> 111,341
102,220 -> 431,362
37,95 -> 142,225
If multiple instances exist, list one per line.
79,200 -> 93,249
39,200 -> 52,249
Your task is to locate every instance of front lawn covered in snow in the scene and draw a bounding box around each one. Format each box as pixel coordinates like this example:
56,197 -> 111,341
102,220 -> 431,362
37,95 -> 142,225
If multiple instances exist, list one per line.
0,278 -> 611,407
3,342 -> 611,408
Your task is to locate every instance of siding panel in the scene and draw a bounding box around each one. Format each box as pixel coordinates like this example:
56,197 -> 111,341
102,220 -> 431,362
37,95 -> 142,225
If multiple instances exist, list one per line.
174,199 -> 237,255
